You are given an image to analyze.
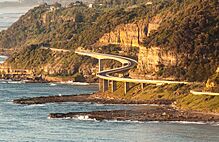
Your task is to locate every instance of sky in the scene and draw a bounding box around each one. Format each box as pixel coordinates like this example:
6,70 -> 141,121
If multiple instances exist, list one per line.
0,0 -> 18,2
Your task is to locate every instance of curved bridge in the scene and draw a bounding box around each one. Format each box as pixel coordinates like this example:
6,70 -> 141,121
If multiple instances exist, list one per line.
75,49 -> 189,94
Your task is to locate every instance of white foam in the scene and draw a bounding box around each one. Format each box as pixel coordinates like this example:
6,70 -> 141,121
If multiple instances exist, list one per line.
105,103 -> 160,107
49,83 -> 57,86
104,119 -> 144,124
7,81 -> 25,84
71,82 -> 90,86
211,123 -> 219,126
73,115 -> 97,121
0,81 -> 8,84
60,81 -> 90,86
166,121 -> 207,125
0,55 -> 8,59
24,104 -> 46,107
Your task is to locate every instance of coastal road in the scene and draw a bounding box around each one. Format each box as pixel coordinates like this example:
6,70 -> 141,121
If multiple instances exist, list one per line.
75,49 -> 189,85
40,47 -> 218,95
40,47 -> 70,53
190,90 -> 219,96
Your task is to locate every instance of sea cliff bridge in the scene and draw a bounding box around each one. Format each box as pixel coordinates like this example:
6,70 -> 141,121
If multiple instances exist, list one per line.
75,49 -> 189,94
28,47 -> 219,96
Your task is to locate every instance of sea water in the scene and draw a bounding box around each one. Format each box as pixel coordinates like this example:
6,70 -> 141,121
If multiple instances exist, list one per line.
0,6 -> 32,31
0,81 -> 219,142
0,7 -> 219,142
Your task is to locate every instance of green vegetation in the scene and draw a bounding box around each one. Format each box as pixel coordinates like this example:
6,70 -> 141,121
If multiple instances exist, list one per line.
0,3 -> 99,49
144,0 -> 219,82
0,0 -> 218,84
0,1 -> 151,79
105,82 -> 219,113
70,5 -> 150,48
0,0 -> 218,113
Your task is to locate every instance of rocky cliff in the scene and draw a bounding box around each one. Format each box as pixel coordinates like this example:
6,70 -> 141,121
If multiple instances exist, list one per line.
95,9 -> 164,48
137,46 -> 177,74
133,0 -> 219,82
97,20 -> 148,47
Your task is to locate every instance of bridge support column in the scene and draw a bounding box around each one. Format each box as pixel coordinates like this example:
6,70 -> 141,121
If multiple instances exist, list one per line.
99,79 -> 102,92
111,81 -> 117,92
141,83 -> 146,90
98,59 -> 103,72
103,79 -> 108,92
124,82 -> 129,95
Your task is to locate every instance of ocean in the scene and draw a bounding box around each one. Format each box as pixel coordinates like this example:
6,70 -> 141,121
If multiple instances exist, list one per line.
0,7 -> 219,142
0,6 -> 32,31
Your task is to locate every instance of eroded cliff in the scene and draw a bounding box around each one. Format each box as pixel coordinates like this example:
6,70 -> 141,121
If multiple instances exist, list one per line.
96,20 -> 148,47
137,46 -> 177,74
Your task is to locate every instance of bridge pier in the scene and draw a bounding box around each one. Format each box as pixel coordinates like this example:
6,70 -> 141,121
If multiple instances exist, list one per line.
99,79 -> 109,92
99,79 -> 102,92
98,59 -> 103,72
124,82 -> 129,94
103,79 -> 108,92
111,81 -> 117,92
141,83 -> 146,90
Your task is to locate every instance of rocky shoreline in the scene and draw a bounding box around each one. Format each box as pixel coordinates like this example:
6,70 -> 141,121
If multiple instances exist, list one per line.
13,94 -> 172,105
13,94 -> 219,122
49,107 -> 219,122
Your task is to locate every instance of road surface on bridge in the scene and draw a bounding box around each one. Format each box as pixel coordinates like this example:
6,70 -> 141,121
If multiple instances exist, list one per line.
75,49 -> 189,85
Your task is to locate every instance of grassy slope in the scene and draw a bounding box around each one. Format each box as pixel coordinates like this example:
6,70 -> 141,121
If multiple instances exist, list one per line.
100,82 -> 219,113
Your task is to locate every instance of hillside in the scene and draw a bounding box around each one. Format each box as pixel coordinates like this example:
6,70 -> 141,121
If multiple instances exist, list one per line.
0,1 -> 151,81
0,0 -> 218,84
134,0 -> 219,82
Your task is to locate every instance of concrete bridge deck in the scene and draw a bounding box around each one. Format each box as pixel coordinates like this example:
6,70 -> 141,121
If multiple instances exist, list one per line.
190,90 -> 219,96
38,47 -> 219,96
75,49 -> 189,94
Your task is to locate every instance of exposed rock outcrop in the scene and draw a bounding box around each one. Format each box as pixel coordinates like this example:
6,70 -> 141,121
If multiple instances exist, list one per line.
97,20 -> 148,47
96,14 -> 163,48
137,46 -> 177,74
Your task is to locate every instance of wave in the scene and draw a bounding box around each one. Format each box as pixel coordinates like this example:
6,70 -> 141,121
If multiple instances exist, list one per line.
211,123 -> 219,126
49,83 -> 57,86
0,80 -> 26,84
104,103 -> 160,107
73,115 -> 96,121
104,119 -> 144,124
0,55 -> 8,59
0,81 -> 8,84
167,121 -> 207,125
60,81 -> 90,86
48,115 -> 97,121
161,121 -> 219,126
47,115 -> 219,126
7,81 -> 25,84
24,104 -> 46,108
104,120 -> 219,125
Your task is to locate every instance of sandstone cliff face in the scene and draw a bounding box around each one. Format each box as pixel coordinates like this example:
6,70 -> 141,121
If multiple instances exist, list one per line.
97,20 -> 148,47
137,46 -> 177,74
42,13 -> 76,24
147,15 -> 162,36
96,14 -> 163,48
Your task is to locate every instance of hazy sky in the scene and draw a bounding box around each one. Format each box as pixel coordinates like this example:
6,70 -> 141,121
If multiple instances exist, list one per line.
0,0 -> 18,2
